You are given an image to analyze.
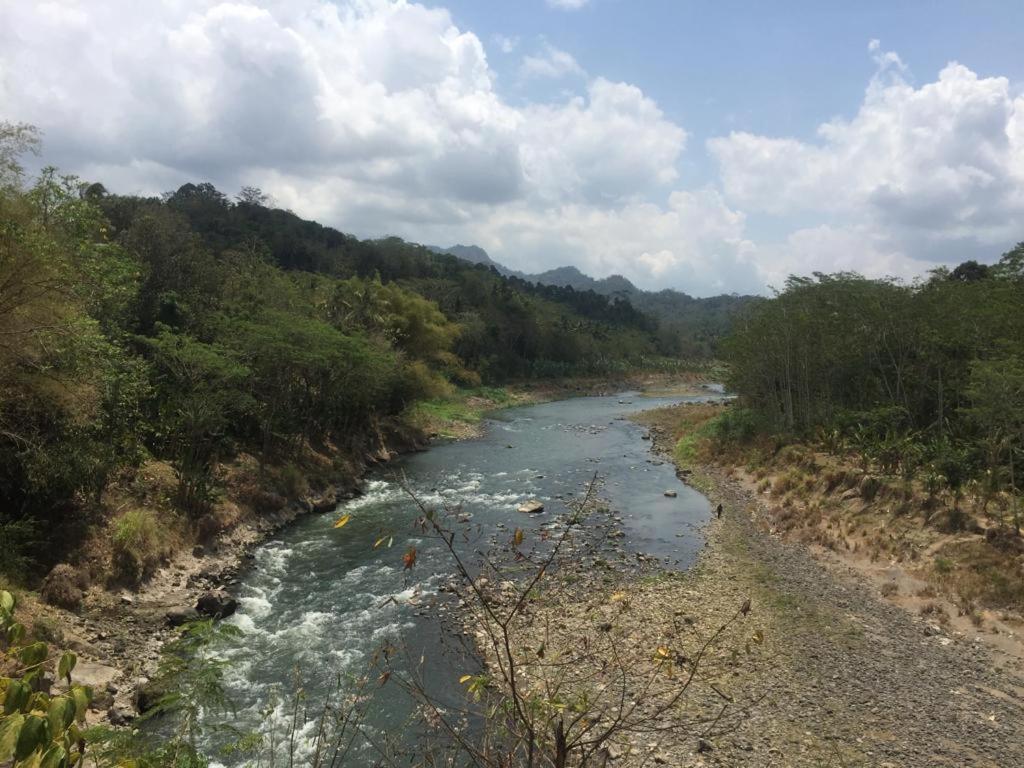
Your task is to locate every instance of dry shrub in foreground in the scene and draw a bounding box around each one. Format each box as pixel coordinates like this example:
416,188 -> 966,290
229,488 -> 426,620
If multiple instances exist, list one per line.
381,474 -> 761,767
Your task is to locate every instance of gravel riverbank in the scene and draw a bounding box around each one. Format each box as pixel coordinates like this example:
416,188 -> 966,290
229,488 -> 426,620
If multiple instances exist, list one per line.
465,406 -> 1024,766
635,412 -> 1024,767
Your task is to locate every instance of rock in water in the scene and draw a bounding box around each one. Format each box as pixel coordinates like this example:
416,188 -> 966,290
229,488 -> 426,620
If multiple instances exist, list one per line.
517,499 -> 545,514
664,490 -> 678,498
195,589 -> 238,619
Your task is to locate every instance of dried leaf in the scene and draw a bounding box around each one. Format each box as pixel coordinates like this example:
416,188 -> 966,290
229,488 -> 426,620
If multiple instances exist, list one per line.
403,547 -> 417,570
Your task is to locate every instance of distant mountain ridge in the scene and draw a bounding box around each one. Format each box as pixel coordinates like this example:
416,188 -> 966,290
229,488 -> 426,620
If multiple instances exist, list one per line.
431,244 -> 508,271
431,244 -> 759,358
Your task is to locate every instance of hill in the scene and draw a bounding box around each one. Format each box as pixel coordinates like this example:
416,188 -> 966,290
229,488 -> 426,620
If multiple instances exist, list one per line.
434,245 -> 760,358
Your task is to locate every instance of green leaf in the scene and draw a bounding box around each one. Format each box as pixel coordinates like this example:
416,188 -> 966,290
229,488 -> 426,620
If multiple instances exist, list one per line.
4,679 -> 30,714
57,652 -> 76,683
47,696 -> 74,735
18,641 -> 49,668
40,743 -> 67,768
69,687 -> 91,721
0,590 -> 14,613
0,712 -> 25,761
7,622 -> 26,645
15,714 -> 48,762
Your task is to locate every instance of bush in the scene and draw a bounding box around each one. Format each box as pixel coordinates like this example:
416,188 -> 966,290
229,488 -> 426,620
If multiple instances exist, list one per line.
859,476 -> 883,502
40,563 -> 88,610
273,462 -> 309,499
709,407 -> 761,443
111,508 -> 173,585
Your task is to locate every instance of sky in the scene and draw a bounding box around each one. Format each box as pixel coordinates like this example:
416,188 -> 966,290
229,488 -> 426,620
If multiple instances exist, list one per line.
2,0 -> 1023,296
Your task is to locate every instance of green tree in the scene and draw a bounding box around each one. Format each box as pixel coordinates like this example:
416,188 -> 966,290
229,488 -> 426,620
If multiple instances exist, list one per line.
965,356 -> 1024,530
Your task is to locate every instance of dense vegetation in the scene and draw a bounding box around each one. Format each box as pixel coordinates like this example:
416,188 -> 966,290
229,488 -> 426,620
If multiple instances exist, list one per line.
0,123 -> 697,577
725,253 -> 1024,525
437,251 -> 759,360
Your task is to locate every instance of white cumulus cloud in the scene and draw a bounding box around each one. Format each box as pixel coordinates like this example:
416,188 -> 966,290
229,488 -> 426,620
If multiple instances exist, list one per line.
2,7 -> 1020,296
546,0 -> 591,10
520,43 -> 585,80
708,44 -> 1024,266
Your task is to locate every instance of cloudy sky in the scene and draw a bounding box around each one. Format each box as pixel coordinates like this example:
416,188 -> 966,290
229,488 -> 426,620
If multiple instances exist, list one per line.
2,0 -> 1023,296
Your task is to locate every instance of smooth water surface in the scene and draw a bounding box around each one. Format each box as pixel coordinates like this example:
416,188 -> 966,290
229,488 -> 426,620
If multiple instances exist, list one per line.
202,391 -> 718,764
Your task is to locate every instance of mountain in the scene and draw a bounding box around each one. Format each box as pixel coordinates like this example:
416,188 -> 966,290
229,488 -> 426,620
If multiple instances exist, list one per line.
429,244 -> 519,276
434,244 -> 760,357
530,266 -> 639,298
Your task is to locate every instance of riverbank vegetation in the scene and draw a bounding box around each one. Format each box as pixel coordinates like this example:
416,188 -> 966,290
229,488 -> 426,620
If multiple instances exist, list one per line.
725,258 -> 1024,531
714,255 -> 1024,614
0,124 -> 734,589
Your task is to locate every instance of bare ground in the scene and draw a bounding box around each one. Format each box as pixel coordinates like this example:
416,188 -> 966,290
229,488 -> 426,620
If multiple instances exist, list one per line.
632,409 -> 1024,767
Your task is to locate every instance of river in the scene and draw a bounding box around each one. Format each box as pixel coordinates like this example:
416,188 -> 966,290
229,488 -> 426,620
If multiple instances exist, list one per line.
199,389 -> 719,765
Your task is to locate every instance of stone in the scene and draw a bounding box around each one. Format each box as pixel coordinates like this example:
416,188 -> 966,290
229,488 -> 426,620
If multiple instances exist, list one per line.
108,704 -> 135,726
196,589 -> 238,619
517,499 -> 545,514
165,606 -> 200,627
664,490 -> 678,498
59,660 -> 118,709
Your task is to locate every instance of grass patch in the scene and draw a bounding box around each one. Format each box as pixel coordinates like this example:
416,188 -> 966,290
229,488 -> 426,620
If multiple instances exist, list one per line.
932,540 -> 1024,611
111,508 -> 177,586
407,386 -> 517,439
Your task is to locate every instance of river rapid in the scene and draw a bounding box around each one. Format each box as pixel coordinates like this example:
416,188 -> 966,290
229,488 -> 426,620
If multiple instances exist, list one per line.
199,390 -> 720,765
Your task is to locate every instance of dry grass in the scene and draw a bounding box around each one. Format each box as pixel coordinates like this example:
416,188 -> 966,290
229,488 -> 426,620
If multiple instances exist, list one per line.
637,402 -> 1024,621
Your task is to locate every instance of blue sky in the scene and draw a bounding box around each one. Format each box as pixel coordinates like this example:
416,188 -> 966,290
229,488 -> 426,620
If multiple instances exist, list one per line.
448,0 -> 1024,240
2,0 -> 1023,295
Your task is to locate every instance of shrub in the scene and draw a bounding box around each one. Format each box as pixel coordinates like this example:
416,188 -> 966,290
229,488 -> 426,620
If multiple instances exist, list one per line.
859,475 -> 883,502
111,508 -> 173,585
274,462 -> 309,499
709,407 -> 761,443
40,564 -> 88,611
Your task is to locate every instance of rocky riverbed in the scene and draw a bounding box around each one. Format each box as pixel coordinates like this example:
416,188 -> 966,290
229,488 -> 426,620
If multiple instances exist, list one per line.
460,408 -> 1024,766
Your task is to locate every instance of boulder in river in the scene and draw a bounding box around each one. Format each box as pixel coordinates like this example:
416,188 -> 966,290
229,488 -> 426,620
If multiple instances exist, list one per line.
195,589 -> 238,619
664,490 -> 678,498
517,499 -> 545,514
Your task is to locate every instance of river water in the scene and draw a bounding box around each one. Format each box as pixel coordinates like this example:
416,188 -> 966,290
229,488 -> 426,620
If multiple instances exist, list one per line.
200,390 -> 718,765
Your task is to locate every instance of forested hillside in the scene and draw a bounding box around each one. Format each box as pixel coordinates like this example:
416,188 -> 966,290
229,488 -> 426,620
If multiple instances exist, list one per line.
725,255 -> 1024,525
434,246 -> 758,359
0,124 -> 702,577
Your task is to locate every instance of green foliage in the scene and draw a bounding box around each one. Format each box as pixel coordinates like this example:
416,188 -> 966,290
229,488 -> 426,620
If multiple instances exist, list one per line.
2,129 -> 716,573
111,508 -> 174,585
708,407 -> 762,444
0,589 -> 92,768
725,263 -> 1024,501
